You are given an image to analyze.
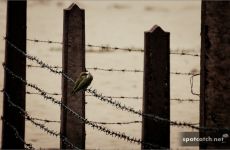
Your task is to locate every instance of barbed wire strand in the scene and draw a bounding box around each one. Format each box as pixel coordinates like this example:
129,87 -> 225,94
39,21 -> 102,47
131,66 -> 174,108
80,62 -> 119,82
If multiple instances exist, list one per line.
32,118 -> 143,125
3,90 -> 199,104
26,91 -> 61,96
3,66 -> 162,149
25,38 -> 200,57
23,91 -> 200,102
4,40 -> 229,132
1,116 -> 35,150
2,90 -> 80,150
170,98 -> 199,102
5,38 -> 74,83
27,117 -> 60,123
90,120 -> 142,125
27,38 -> 63,45
27,64 -> 198,76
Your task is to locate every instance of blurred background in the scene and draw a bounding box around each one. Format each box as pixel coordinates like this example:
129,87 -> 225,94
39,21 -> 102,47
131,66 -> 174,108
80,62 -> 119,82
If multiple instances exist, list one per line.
0,0 -> 201,149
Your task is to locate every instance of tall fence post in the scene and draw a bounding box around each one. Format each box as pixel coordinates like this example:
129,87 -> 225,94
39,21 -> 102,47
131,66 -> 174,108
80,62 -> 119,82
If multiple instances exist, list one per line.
142,25 -> 170,149
1,0 -> 27,149
200,1 -> 230,149
61,3 -> 85,149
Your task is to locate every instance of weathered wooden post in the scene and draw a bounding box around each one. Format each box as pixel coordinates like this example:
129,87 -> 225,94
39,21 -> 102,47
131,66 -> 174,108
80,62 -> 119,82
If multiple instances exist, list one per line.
1,0 -> 27,149
61,3 -> 85,149
142,25 -> 170,149
200,1 -> 230,149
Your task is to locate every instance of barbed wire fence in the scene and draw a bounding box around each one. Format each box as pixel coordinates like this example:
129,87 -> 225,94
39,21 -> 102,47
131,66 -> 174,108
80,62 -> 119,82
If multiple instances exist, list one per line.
2,64 -> 164,149
24,38 -> 201,104
2,37 -> 216,149
2,1 -> 229,149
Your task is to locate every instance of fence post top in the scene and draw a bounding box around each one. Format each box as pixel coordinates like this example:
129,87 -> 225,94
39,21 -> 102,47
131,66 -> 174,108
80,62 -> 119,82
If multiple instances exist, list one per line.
65,3 -> 84,11
146,25 -> 169,35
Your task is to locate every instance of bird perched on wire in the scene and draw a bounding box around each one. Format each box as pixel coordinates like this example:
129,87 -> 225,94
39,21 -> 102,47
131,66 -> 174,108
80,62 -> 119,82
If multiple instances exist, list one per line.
71,71 -> 93,95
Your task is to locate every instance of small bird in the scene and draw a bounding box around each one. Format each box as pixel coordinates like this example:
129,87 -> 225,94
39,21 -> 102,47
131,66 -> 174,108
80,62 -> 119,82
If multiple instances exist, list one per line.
71,71 -> 93,95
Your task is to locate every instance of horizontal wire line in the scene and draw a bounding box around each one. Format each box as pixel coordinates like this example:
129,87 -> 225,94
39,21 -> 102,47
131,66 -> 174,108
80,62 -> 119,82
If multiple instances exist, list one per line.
5,39 -> 229,132
4,91 -> 198,102
25,38 -> 200,57
27,38 -> 63,44
27,64 -> 199,76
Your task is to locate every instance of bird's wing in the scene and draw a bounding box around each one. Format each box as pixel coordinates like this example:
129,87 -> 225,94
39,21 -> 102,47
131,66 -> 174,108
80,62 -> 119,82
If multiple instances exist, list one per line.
74,76 -> 93,93
72,75 -> 84,93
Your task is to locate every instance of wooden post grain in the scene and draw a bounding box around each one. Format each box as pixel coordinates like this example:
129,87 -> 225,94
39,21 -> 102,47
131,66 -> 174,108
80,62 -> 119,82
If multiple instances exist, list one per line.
61,3 -> 85,149
2,0 -> 27,149
142,25 -> 170,149
200,1 -> 230,149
